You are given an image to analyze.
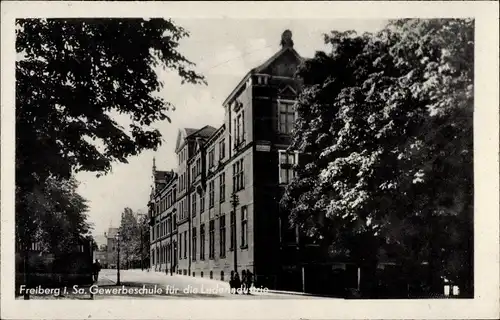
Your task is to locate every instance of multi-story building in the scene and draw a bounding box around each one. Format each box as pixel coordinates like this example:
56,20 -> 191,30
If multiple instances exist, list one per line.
148,30 -> 329,291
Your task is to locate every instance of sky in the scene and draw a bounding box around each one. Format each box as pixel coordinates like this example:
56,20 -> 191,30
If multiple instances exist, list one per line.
76,18 -> 388,245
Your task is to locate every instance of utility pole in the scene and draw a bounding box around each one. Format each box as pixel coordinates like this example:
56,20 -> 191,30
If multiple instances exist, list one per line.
116,231 -> 121,285
140,226 -> 144,271
230,192 -> 239,273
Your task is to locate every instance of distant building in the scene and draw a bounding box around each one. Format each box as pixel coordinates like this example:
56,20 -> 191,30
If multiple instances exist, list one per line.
105,227 -> 119,269
147,30 -> 336,292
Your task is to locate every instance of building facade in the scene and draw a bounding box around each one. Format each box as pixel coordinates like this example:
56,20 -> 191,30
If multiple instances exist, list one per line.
148,30 -> 327,291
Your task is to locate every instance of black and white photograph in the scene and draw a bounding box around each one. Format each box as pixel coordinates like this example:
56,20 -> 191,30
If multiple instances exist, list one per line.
1,1 -> 499,319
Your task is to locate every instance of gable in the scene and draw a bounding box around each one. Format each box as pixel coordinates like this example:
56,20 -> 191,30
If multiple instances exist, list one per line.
175,129 -> 186,153
259,49 -> 302,78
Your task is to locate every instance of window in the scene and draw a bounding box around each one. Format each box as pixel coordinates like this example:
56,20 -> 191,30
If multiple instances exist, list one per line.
184,198 -> 188,219
219,215 -> 226,257
241,206 -> 248,248
235,111 -> 245,146
219,173 -> 225,203
230,211 -> 236,251
192,193 -> 197,217
180,201 -> 184,220
232,159 -> 244,192
278,101 -> 296,134
200,224 -> 205,260
208,149 -> 215,168
184,231 -> 187,259
219,139 -> 225,160
173,213 -> 176,227
209,180 -> 215,208
200,192 -> 205,213
192,227 -> 197,261
196,158 -> 201,175
179,233 -> 182,260
209,220 -> 215,259
191,166 -> 196,183
279,151 -> 298,184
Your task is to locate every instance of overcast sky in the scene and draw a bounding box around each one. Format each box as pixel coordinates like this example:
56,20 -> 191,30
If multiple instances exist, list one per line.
76,18 -> 388,244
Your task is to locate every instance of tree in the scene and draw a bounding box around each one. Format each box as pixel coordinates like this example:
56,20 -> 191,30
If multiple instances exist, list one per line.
282,19 -> 473,296
18,176 -> 91,254
119,208 -> 141,268
16,18 -> 205,250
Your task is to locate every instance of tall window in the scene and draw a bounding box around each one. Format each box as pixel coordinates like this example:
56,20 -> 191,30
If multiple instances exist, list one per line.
200,192 -> 205,213
200,224 -> 205,260
209,220 -> 215,259
192,193 -> 197,217
230,211 -> 236,251
219,139 -> 225,160
179,233 -> 182,260
235,111 -> 245,145
196,158 -> 201,175
191,166 -> 196,182
208,148 -> 215,168
232,159 -> 244,192
184,198 -> 188,219
241,206 -> 248,248
192,227 -> 197,261
219,215 -> 226,257
179,200 -> 184,220
209,180 -> 215,208
278,101 -> 296,134
219,173 -> 225,203
279,151 -> 298,184
183,231 -> 187,259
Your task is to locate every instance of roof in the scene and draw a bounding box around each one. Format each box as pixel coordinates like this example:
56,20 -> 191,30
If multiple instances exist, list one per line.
184,128 -> 199,136
222,45 -> 303,107
175,125 -> 218,152
190,125 -> 217,139
154,170 -> 174,182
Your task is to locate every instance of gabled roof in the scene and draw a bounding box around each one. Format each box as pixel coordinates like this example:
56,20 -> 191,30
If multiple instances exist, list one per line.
191,125 -> 217,139
175,125 -> 217,152
222,45 -> 303,107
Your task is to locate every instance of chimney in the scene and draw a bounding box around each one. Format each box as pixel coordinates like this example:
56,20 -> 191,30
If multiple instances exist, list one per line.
280,30 -> 294,49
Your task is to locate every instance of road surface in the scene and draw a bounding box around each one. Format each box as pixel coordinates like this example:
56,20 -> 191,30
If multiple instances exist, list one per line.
92,269 -> 327,299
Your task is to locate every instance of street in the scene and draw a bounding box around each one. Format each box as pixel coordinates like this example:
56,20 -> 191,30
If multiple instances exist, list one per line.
94,269 -> 327,299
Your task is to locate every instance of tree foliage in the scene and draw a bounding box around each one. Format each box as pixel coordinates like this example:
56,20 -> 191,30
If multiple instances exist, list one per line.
119,208 -> 149,267
16,18 -> 205,182
282,19 -> 473,294
17,176 -> 91,253
16,18 -> 204,249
